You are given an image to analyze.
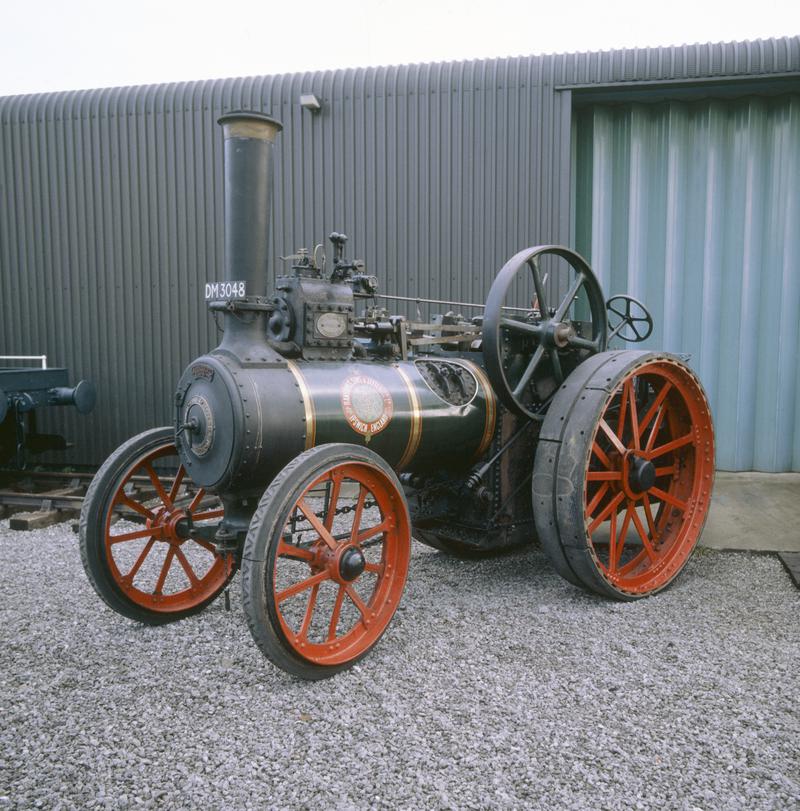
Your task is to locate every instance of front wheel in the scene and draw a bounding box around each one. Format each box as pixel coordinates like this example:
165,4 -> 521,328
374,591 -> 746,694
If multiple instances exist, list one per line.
241,443 -> 411,680
79,427 -> 236,624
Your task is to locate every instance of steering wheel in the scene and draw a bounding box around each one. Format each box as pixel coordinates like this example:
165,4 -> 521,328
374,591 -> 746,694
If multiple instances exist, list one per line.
606,294 -> 654,343
482,245 -> 607,419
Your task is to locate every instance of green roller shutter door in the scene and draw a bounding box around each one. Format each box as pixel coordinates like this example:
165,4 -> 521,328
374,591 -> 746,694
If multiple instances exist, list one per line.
574,95 -> 800,472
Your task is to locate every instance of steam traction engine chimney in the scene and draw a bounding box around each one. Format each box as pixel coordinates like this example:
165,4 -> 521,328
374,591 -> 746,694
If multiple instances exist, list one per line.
217,111 -> 283,349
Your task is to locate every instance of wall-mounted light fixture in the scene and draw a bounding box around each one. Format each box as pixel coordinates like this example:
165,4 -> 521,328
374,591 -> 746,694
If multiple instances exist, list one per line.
300,93 -> 321,112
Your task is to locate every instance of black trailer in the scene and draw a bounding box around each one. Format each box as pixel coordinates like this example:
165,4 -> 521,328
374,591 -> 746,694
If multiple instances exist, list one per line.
0,356 -> 96,468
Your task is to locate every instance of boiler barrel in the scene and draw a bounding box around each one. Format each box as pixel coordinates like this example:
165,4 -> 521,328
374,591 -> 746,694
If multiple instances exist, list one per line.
175,355 -> 497,494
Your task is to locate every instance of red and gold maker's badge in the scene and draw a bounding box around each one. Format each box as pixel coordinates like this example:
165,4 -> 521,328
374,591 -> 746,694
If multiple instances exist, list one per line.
341,375 -> 394,437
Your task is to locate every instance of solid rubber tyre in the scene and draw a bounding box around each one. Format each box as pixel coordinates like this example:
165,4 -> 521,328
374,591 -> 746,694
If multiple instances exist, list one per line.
80,427 -> 236,625
241,443 -> 411,680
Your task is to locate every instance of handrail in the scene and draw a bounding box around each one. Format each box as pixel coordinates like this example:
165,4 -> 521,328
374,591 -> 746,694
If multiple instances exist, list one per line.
0,355 -> 47,369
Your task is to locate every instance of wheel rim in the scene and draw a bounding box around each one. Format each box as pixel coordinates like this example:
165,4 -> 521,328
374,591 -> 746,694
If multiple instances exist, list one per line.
103,442 -> 233,612
270,461 -> 410,666
584,360 -> 714,594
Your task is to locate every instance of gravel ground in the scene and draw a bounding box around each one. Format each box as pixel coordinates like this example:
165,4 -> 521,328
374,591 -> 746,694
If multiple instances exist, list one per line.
1,518 -> 798,811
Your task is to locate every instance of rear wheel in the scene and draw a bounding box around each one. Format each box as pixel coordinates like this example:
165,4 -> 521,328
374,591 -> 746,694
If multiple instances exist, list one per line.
241,443 -> 411,680
80,427 -> 236,624
533,351 -> 715,599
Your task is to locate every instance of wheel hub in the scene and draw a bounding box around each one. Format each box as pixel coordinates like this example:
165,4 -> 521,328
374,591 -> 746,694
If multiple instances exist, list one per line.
627,454 -> 656,494
550,321 -> 576,348
311,541 -> 367,583
149,508 -> 191,543
338,547 -> 366,581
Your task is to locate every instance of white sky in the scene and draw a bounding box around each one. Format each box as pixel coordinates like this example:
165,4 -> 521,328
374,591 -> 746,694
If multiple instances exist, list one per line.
1,0 -> 798,97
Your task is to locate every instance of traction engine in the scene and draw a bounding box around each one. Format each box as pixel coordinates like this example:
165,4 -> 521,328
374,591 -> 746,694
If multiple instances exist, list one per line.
80,112 -> 715,679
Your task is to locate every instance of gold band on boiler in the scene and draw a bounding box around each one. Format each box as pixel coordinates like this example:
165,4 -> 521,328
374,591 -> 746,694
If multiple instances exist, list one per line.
396,365 -> 422,470
287,361 -> 316,449
463,360 -> 496,460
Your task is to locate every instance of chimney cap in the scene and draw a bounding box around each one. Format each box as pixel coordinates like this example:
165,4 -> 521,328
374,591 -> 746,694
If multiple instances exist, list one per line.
218,110 -> 283,140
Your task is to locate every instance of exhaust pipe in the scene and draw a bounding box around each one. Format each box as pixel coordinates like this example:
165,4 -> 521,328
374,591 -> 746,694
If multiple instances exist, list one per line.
216,111 -> 283,350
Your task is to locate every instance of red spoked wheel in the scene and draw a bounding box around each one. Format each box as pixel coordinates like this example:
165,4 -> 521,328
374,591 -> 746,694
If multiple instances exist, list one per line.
533,351 -> 715,599
241,443 -> 411,680
80,427 -> 236,623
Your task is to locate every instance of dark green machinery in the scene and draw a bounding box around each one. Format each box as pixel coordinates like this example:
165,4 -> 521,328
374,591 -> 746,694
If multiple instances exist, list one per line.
80,112 -> 715,679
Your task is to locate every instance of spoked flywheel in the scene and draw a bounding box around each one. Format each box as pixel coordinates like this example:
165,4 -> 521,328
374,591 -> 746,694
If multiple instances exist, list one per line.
80,427 -> 236,623
533,351 -> 715,599
483,245 -> 608,419
241,443 -> 411,679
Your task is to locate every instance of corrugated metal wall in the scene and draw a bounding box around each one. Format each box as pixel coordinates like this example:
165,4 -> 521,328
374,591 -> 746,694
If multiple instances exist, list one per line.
574,94 -> 800,471
0,60 -> 575,464
1,37 -> 799,466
